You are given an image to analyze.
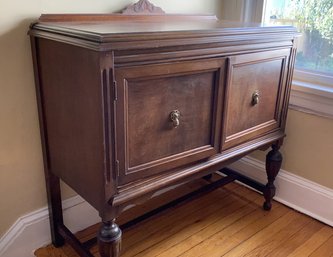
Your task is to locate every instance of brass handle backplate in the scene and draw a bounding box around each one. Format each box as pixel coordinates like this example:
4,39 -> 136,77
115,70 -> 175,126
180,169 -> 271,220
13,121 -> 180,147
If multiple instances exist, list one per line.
170,110 -> 180,128
252,90 -> 260,106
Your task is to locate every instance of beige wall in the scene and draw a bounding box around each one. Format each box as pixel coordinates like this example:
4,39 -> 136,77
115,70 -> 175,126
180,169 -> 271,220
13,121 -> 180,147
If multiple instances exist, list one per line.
251,109 -> 333,189
0,0 -> 222,238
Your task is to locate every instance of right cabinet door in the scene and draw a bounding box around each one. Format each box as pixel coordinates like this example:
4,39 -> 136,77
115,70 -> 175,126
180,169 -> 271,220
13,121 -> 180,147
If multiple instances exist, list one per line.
222,49 -> 291,150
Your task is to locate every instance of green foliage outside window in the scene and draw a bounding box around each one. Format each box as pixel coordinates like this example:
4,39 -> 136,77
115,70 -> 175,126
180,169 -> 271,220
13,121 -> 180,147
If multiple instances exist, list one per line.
293,0 -> 333,73
267,0 -> 333,74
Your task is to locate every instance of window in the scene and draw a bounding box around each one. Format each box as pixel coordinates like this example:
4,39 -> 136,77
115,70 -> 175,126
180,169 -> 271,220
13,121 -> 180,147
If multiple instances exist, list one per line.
263,0 -> 333,81
263,0 -> 333,118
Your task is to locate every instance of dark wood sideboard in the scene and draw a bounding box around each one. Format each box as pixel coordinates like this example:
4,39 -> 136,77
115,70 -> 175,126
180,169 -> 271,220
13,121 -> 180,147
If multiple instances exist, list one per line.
29,3 -> 298,257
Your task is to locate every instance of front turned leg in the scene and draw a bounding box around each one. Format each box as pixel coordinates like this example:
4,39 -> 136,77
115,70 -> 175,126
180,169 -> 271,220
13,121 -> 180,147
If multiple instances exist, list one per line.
98,219 -> 122,257
263,145 -> 282,211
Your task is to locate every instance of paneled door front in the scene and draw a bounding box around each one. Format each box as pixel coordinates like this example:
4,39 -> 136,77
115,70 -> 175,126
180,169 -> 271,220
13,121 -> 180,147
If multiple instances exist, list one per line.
115,58 -> 226,184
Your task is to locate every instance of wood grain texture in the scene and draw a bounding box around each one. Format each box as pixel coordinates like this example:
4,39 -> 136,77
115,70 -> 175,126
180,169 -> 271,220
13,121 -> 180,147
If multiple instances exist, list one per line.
222,49 -> 289,150
127,72 -> 215,167
115,58 -> 225,184
37,38 -> 108,211
30,12 -> 299,257
34,182 -> 333,257
30,13 -> 298,213
37,14 -> 217,23
30,14 -> 297,53
31,36 -> 66,248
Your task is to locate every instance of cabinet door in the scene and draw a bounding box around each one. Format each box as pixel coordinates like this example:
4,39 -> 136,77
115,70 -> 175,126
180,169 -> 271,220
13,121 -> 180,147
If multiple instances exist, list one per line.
222,49 -> 290,150
115,58 -> 226,184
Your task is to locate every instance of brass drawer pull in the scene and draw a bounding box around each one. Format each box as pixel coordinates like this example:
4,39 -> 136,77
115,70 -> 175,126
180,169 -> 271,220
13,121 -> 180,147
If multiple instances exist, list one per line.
252,90 -> 260,106
170,110 -> 180,128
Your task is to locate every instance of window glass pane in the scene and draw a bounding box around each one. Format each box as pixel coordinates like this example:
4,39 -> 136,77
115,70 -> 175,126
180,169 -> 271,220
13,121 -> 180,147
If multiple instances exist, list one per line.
263,0 -> 333,75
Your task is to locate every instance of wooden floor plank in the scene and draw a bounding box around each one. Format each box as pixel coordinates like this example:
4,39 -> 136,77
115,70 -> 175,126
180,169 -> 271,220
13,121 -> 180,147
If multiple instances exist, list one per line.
122,183 -> 239,244
34,244 -> 67,257
154,185 -> 268,257
155,195 -> 262,257
179,204 -> 290,257
34,181 -> 333,257
288,226 -> 333,257
309,235 -> 333,257
134,188 -> 261,257
229,211 -> 311,257
222,211 -> 304,257
267,219 -> 325,257
121,187 -> 246,256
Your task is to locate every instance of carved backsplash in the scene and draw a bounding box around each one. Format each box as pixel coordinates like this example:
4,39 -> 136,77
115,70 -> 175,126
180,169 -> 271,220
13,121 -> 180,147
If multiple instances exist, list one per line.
122,0 -> 165,15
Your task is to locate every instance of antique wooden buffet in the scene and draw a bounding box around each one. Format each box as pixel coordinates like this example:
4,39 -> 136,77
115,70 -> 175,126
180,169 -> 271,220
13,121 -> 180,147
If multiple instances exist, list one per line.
29,2 -> 298,256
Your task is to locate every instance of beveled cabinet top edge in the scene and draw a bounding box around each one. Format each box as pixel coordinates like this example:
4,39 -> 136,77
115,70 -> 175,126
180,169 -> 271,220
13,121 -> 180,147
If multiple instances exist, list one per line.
29,14 -> 298,45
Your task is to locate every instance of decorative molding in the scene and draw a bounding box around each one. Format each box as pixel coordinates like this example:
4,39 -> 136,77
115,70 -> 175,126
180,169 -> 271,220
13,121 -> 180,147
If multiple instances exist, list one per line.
0,196 -> 100,257
122,0 -> 165,15
228,156 -> 333,227
294,69 -> 333,87
289,80 -> 333,119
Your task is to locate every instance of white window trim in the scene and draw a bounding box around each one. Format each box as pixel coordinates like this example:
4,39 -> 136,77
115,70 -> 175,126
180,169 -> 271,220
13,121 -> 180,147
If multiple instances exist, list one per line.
261,0 -> 333,119
294,70 -> 333,87
290,76 -> 333,119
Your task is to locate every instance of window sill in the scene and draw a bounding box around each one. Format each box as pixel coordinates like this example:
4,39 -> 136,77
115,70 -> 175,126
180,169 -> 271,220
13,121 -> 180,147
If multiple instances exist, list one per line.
289,79 -> 333,119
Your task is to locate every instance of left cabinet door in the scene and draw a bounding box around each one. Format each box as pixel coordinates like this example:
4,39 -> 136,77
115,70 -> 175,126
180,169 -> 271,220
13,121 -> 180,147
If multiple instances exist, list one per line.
115,58 -> 226,184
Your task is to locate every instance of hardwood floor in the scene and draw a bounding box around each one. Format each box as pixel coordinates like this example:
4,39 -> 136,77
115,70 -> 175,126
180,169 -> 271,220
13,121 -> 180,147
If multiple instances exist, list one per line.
34,177 -> 333,257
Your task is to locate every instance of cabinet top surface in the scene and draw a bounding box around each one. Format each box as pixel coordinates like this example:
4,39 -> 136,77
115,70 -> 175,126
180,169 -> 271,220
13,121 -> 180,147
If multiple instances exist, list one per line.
30,14 -> 298,43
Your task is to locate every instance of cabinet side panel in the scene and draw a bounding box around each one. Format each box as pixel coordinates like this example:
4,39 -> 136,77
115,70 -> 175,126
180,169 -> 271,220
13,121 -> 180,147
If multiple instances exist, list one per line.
37,38 -> 106,211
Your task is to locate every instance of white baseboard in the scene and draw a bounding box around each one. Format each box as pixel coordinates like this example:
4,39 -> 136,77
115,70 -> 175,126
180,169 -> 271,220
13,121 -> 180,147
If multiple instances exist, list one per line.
1,157 -> 332,256
0,196 -> 100,257
228,156 -> 333,227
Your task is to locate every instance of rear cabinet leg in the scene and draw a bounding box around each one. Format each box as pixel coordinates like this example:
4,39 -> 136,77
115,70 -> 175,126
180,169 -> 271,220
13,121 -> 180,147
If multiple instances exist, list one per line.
263,145 -> 283,211
98,219 -> 122,257
202,174 -> 213,181
45,171 -> 65,247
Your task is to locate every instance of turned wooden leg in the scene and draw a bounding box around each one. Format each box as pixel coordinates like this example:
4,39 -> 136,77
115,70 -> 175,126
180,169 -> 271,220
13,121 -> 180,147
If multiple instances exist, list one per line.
263,145 -> 282,211
98,220 -> 122,257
